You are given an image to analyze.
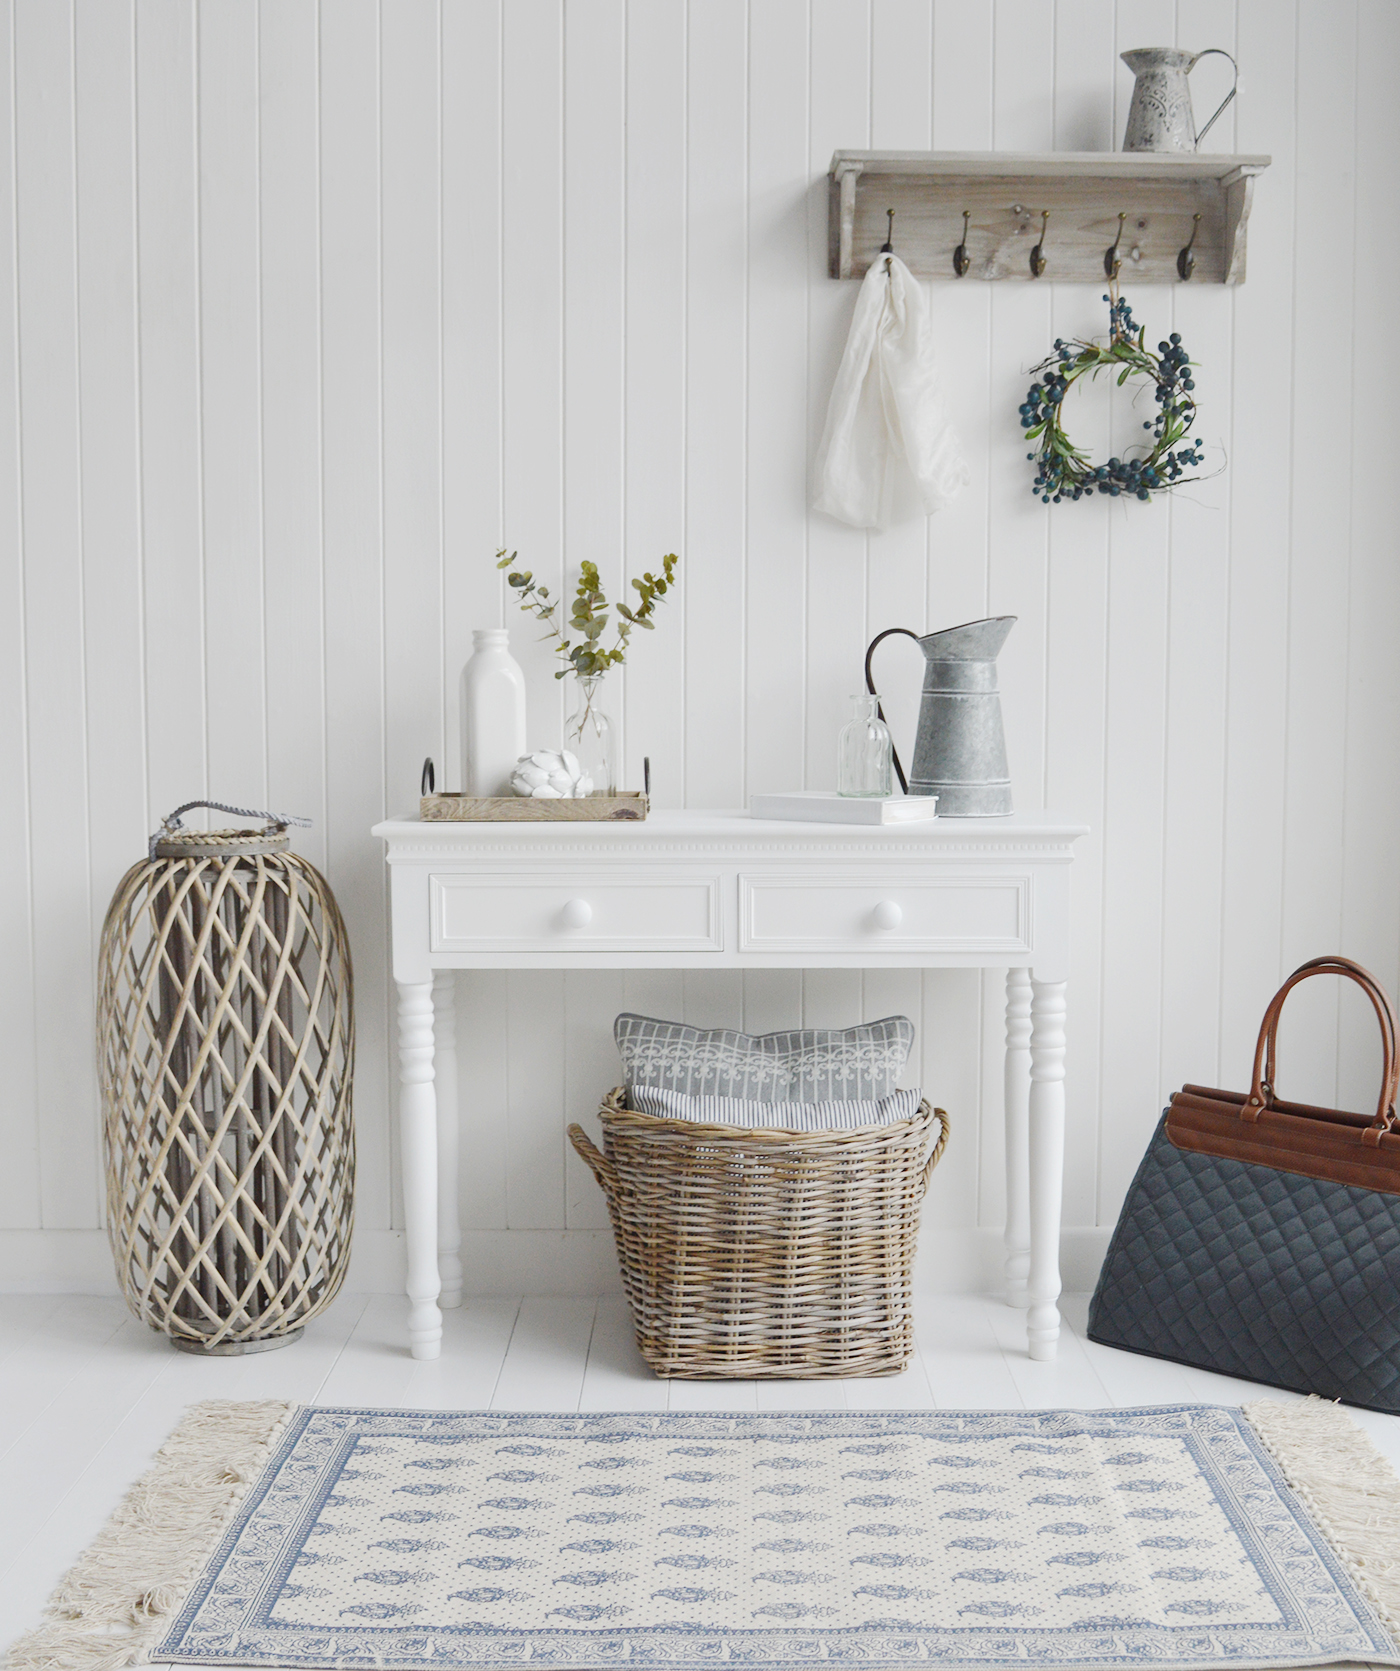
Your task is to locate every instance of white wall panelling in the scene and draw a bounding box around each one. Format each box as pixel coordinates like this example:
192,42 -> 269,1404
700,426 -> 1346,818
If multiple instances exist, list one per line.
3,0 -> 1398,1292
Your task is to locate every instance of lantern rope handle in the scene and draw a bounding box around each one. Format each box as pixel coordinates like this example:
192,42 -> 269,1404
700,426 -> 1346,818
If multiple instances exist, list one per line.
150,801 -> 312,860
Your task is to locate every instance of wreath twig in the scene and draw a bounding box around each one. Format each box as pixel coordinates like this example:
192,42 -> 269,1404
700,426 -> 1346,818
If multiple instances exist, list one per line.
1020,288 -> 1206,503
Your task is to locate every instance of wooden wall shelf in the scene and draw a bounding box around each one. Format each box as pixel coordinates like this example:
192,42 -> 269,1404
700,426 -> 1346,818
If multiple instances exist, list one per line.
829,151 -> 1271,286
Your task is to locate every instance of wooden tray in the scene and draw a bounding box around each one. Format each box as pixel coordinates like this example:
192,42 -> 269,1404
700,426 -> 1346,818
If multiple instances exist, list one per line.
421,792 -> 649,823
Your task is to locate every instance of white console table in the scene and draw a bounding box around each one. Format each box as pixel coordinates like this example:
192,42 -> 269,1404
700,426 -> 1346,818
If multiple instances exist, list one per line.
373,809 -> 1087,1364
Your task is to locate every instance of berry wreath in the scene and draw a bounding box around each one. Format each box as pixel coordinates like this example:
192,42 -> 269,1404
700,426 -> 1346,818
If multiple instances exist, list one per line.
1019,290 -> 1207,504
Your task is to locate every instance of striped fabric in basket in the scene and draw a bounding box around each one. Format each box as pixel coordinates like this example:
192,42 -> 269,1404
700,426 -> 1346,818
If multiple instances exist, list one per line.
626,1082 -> 922,1130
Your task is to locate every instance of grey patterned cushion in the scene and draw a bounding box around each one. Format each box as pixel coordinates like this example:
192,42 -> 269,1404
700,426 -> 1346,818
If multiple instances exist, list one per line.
614,1012 -> 913,1101
627,1084 -> 922,1130
1088,1110 -> 1400,1414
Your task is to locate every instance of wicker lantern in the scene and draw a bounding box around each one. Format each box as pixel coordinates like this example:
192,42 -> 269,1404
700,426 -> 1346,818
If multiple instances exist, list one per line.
97,802 -> 354,1354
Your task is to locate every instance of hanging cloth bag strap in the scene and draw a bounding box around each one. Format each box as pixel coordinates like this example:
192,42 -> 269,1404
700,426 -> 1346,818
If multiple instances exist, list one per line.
1167,954 -> 1400,1193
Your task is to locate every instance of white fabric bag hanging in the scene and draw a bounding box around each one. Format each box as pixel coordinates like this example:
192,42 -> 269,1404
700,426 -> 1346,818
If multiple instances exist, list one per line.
813,251 -> 969,531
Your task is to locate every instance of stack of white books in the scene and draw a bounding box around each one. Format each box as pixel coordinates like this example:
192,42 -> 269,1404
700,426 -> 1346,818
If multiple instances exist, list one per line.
749,790 -> 939,826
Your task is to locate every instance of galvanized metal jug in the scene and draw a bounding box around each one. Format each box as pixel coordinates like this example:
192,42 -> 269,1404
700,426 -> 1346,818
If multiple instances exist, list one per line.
1121,47 -> 1238,153
864,617 -> 1015,817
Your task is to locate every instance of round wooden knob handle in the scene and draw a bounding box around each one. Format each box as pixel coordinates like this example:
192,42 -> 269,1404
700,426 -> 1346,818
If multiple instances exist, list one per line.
559,898 -> 593,930
871,899 -> 903,931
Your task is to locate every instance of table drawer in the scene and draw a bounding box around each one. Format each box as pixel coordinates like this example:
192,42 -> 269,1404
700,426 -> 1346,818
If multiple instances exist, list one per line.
430,872 -> 723,953
739,872 -> 1031,954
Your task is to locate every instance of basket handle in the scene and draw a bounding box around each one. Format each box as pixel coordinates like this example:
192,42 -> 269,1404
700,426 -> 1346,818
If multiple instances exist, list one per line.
920,1108 -> 950,1195
568,1123 -> 616,1193
149,800 -> 311,860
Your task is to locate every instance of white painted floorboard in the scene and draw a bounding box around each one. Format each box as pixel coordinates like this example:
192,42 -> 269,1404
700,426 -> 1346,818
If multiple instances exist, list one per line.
3,1290 -> 1399,1663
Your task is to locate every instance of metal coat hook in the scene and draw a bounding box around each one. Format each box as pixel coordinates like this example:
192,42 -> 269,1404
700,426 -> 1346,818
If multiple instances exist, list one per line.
1029,210 -> 1049,278
1104,212 -> 1126,279
1177,212 -> 1202,281
953,209 -> 971,277
880,208 -> 895,258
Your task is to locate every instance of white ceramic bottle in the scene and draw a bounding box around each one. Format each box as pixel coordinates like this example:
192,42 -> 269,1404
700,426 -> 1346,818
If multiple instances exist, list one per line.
459,627 -> 527,796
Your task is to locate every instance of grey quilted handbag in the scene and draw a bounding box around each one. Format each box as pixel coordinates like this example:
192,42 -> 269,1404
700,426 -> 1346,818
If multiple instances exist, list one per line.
1088,956 -> 1400,1413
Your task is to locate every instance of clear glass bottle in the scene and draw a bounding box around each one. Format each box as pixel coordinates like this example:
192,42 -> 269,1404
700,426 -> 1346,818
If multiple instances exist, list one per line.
565,674 -> 616,796
837,693 -> 893,797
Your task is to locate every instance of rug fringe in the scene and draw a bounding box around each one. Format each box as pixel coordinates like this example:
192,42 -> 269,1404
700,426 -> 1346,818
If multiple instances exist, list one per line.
1244,1395 -> 1400,1637
5,1398 -> 297,1671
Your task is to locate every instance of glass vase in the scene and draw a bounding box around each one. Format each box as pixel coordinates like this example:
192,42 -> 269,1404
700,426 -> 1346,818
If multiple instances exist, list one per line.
565,674 -> 616,796
837,693 -> 894,797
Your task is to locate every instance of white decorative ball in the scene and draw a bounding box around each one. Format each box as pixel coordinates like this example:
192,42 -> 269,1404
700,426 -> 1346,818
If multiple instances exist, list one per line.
511,750 -> 594,799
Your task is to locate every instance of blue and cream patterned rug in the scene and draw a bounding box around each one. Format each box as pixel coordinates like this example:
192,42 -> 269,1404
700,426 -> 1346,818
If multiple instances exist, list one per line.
10,1399 -> 1400,1670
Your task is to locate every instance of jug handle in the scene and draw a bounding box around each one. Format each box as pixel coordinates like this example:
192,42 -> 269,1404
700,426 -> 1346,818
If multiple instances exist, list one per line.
1190,49 -> 1238,149
864,627 -> 922,796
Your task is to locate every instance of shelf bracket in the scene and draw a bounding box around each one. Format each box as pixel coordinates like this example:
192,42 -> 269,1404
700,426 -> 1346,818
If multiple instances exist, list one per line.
831,157 -> 864,280
1219,163 -> 1264,286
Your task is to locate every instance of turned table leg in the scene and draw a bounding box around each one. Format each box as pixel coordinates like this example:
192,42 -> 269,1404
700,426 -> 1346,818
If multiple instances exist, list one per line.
433,972 -> 463,1310
1003,967 -> 1032,1309
1026,977 -> 1067,1361
397,978 -> 443,1359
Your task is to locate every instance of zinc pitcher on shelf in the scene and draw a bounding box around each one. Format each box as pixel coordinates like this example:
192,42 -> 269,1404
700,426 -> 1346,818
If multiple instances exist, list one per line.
1120,47 -> 1238,153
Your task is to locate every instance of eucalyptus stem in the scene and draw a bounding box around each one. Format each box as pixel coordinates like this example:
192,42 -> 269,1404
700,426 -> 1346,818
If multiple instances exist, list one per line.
495,550 -> 680,679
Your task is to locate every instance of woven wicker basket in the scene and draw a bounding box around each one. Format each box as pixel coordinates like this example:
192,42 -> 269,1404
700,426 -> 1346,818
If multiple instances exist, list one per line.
569,1090 -> 947,1379
98,816 -> 354,1354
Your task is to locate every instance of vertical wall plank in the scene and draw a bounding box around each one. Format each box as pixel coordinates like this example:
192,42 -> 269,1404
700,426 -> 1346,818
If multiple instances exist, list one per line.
379,0 -> 442,1226
974,0 -> 1057,1232
684,0 -> 747,808
743,0 -> 807,802
441,0 -> 503,786
921,968 -> 982,1231
0,0 -> 39,1229
380,0 -> 441,816
501,0 -> 564,751
622,0 -> 686,803
1219,0 -> 1298,1095
1275,0 -> 1358,1109
1338,0 -> 1400,1111
741,969 -> 803,1036
865,0 -> 930,709
498,0 -> 566,1236
562,0 -> 624,729
135,0 -> 205,823
1092,0 -> 1177,1221
1157,224 -> 1234,1096
805,0 -> 869,792
927,0 -> 992,641
259,0 -> 324,864
563,970 -> 624,1230
319,0 -> 389,1230
75,0 -> 147,951
456,970 -> 508,1231
1155,0 -> 1237,1104
505,970 -> 565,1229
197,0 -> 264,808
1043,0 -> 1113,1231
441,0 -> 505,1224
556,0 -> 635,1256
16,0 -> 96,1226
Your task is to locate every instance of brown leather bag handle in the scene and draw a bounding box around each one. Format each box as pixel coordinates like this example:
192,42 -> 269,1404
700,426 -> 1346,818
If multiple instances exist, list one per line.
1246,956 -> 1400,1143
